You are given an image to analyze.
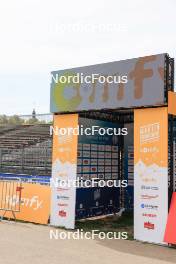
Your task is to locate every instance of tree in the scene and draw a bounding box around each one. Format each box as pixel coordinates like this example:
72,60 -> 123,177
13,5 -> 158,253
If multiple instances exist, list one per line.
8,115 -> 24,125
0,115 -> 8,124
25,117 -> 39,124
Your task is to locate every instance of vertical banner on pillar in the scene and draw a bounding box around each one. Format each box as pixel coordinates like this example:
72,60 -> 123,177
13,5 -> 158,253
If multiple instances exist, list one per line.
50,114 -> 78,229
134,107 -> 168,244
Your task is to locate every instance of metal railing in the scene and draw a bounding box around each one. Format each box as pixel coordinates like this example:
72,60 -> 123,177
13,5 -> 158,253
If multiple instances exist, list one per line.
0,143 -> 52,176
0,180 -> 23,220
0,174 -> 50,185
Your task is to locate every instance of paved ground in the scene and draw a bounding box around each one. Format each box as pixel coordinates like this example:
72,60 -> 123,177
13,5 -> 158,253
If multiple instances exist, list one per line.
0,221 -> 176,264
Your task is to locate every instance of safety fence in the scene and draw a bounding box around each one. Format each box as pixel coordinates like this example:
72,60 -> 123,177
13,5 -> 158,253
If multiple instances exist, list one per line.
0,180 -> 23,220
0,173 -> 50,185
0,144 -> 52,176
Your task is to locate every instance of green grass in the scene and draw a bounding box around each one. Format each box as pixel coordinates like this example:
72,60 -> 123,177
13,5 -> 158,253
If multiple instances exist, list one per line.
75,211 -> 134,240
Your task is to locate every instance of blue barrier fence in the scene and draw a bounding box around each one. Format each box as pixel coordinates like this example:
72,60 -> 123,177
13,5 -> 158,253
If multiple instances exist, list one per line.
0,173 -> 51,185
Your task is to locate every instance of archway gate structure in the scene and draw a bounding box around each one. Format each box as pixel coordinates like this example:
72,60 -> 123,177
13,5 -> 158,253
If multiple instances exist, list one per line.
50,53 -> 176,245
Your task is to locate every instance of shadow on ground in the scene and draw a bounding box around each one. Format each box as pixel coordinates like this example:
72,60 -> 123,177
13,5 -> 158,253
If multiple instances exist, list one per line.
76,211 -> 176,263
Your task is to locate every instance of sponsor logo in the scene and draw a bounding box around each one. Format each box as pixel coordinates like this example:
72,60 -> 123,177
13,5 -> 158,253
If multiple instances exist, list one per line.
6,195 -> 43,210
58,210 -> 67,217
58,203 -> 68,207
141,194 -> 158,200
140,146 -> 159,154
140,123 -> 160,144
141,178 -> 157,183
141,185 -> 159,191
57,195 -> 69,200
142,213 -> 157,218
144,221 -> 155,230
141,204 -> 158,210
57,188 -> 69,192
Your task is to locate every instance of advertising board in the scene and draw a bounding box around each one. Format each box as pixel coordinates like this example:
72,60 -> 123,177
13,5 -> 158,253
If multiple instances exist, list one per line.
50,114 -> 78,229
134,107 -> 168,244
0,182 -> 50,224
51,54 -> 166,113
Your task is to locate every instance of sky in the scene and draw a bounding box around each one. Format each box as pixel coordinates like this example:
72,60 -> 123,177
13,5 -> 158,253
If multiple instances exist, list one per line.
0,0 -> 175,115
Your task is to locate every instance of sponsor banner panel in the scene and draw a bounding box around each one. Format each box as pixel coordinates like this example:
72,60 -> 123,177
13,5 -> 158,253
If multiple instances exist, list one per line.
168,91 -> 176,115
50,114 -> 78,229
0,183 -> 50,224
51,54 -> 166,113
134,107 -> 168,244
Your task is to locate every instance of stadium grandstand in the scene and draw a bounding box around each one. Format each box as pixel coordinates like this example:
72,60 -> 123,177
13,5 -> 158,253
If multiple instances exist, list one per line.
0,112 -> 53,177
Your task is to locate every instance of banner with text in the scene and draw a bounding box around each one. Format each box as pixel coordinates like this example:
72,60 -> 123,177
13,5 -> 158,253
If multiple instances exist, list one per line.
51,54 -> 166,113
0,182 -> 50,224
50,114 -> 78,229
134,107 -> 168,244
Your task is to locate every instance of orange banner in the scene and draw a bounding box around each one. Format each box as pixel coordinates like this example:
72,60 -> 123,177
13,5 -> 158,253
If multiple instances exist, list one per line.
168,91 -> 176,115
134,107 -> 168,166
52,114 -> 78,167
50,114 -> 78,229
134,107 -> 168,244
0,183 -> 50,225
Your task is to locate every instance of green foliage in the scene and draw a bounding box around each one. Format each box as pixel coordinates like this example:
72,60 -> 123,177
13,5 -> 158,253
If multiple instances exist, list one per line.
0,115 -> 9,124
0,114 -> 24,124
0,115 -> 52,125
8,115 -> 24,125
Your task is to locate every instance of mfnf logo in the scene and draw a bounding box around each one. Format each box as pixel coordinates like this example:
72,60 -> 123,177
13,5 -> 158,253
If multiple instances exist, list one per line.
6,195 -> 43,210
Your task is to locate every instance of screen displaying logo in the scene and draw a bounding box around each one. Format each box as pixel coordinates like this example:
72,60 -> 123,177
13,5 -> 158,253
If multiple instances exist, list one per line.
51,54 -> 166,113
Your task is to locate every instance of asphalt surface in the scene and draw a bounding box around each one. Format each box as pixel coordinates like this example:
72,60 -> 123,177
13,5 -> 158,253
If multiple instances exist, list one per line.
0,221 -> 176,264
